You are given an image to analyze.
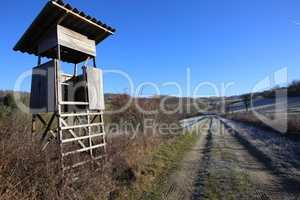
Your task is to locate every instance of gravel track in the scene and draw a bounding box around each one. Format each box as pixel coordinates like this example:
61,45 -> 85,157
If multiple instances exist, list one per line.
162,117 -> 300,200
162,119 -> 210,200
219,118 -> 300,199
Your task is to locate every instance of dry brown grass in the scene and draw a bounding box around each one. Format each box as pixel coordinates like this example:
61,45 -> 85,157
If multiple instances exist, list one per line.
0,111 -> 62,200
287,114 -> 300,134
0,94 -> 182,200
225,111 -> 300,135
0,116 -> 171,200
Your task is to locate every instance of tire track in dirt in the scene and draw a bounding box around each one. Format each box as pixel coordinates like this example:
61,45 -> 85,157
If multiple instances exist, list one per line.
162,116 -> 300,200
217,117 -> 300,200
162,118 -> 211,200
193,118 -> 258,199
190,119 -> 213,200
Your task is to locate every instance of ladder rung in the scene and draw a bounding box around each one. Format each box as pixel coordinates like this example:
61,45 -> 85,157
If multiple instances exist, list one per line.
62,144 -> 106,157
60,82 -> 72,86
60,112 -> 103,117
60,101 -> 89,105
62,133 -> 105,143
61,73 -> 73,77
61,122 -> 103,130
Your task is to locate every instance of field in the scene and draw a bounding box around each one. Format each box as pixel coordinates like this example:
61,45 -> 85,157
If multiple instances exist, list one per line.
226,96 -> 300,134
0,93 -> 199,200
1,91 -> 300,199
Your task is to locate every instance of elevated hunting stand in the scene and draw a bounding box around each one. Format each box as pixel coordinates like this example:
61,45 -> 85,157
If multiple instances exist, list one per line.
14,0 -> 115,173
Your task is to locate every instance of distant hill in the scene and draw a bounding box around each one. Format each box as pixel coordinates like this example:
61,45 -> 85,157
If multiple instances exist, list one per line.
2,80 -> 299,117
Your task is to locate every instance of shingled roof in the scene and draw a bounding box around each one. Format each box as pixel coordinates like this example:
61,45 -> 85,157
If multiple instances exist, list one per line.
14,0 -> 115,61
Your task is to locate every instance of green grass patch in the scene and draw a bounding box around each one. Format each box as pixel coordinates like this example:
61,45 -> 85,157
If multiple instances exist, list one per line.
118,132 -> 199,200
205,168 -> 255,200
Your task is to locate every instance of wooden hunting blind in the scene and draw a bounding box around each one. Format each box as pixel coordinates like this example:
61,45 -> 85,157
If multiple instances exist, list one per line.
14,0 -> 115,173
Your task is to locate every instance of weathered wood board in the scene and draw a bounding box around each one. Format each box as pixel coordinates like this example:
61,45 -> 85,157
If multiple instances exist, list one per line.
38,28 -> 58,54
57,25 -> 96,57
86,68 -> 105,110
38,25 -> 96,58
30,60 -> 56,113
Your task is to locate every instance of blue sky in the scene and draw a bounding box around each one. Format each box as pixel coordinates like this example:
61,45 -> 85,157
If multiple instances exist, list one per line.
1,0 -> 300,97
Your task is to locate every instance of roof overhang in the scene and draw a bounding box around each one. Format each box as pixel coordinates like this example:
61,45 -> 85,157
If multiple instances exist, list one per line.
13,0 -> 115,63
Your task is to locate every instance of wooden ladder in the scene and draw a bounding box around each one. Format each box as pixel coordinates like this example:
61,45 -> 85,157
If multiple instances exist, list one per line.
56,73 -> 106,173
57,107 -> 107,172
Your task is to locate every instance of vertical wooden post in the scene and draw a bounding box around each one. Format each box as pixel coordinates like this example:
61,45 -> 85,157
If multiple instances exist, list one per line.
31,114 -> 36,138
56,45 -> 65,199
87,110 -> 93,157
31,56 -> 41,139
37,56 -> 41,66
73,63 -> 77,76
93,57 -> 96,68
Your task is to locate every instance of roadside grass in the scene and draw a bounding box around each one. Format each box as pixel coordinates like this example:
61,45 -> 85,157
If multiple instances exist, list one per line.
225,112 -> 300,135
117,131 -> 199,200
205,125 -> 256,200
205,168 -> 255,200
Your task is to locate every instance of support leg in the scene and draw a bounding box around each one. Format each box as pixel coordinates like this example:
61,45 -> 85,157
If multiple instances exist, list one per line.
31,114 -> 37,138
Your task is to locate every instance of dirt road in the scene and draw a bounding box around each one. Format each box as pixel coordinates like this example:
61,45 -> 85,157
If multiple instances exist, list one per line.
162,118 -> 210,200
162,117 -> 300,200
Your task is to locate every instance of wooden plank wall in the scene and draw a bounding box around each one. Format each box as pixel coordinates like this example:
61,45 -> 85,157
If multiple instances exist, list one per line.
30,60 -> 56,113
86,68 -> 105,110
57,25 -> 96,57
38,28 -> 58,54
